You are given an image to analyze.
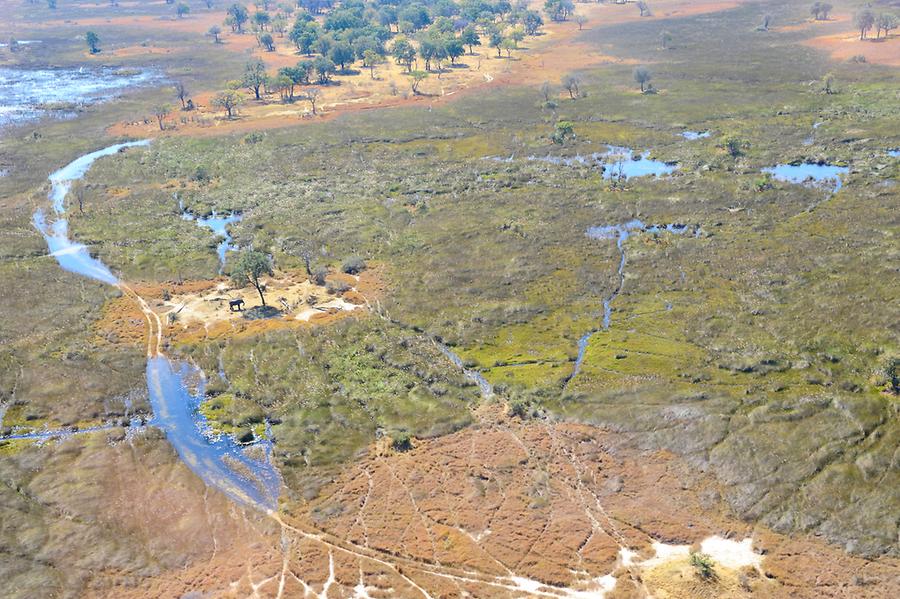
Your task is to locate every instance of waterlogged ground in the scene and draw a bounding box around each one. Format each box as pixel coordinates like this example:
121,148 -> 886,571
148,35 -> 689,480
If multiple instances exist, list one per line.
0,66 -> 156,128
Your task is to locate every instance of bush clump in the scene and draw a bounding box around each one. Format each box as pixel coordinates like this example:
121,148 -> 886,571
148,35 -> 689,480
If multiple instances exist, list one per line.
391,431 -> 412,451
690,552 -> 717,581
342,256 -> 367,275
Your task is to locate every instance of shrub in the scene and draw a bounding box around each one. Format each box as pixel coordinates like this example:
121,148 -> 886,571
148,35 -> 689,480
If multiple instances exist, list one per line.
311,266 -> 328,286
391,431 -> 412,451
342,255 -> 367,274
690,552 -> 717,581
326,280 -> 351,295
508,399 -> 530,418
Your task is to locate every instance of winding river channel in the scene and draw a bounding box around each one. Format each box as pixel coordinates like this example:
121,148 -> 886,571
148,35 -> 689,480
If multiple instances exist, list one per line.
33,142 -> 280,512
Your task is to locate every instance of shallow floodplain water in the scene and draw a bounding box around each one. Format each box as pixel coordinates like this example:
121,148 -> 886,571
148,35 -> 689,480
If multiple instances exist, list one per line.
0,66 -> 155,128
180,205 -> 243,273
762,162 -> 848,192
34,142 -> 281,512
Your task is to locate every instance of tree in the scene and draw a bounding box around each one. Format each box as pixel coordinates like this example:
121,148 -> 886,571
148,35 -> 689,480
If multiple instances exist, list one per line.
876,13 -> 898,39
544,0 -> 573,22
313,55 -> 335,83
227,4 -> 249,33
461,25 -> 481,54
290,21 -> 319,55
176,2 -> 190,17
410,70 -> 428,94
259,32 -> 275,51
305,87 -> 321,114
489,27 -> 503,57
810,2 -> 822,20
85,31 -> 101,54
552,120 -> 574,144
154,104 -> 172,130
811,2 -> 833,21
660,30 -> 672,49
47,0 -> 56,8
272,74 -> 292,101
391,37 -> 416,71
253,10 -> 271,31
242,59 -> 267,99
362,49 -> 383,78
272,14 -> 287,37
278,65 -> 307,98
208,25 -> 222,43
524,10 -> 544,35
855,10 -> 874,39
213,90 -> 243,117
500,38 -> 515,58
329,41 -> 354,70
540,80 -> 552,102
445,38 -> 465,65
575,14 -> 587,30
174,81 -> 189,109
561,75 -> 579,99
633,66 -> 652,92
230,250 -> 273,307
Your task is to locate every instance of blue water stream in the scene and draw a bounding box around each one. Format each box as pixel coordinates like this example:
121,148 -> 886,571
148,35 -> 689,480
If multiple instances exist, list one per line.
567,220 -> 696,382
33,142 -> 280,512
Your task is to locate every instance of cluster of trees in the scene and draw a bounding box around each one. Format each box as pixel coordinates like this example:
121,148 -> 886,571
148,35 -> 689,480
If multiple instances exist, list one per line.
855,9 -> 898,40
809,2 -> 833,21
209,0 -> 552,112
216,0 -> 546,71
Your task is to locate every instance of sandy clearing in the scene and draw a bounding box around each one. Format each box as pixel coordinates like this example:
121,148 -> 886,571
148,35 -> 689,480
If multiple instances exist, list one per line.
805,31 -> 900,67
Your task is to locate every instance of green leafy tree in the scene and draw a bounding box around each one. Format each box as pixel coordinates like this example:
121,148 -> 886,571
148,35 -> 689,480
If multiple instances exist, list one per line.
362,48 -> 383,78
876,13 -> 898,39
259,32 -> 275,51
227,3 -> 249,33
524,10 -> 543,35
176,2 -> 190,17
856,9 -> 875,39
154,104 -> 172,130
410,69 -> 428,94
461,25 -> 480,54
242,59 -> 267,99
488,27 -> 503,57
329,41 -> 354,70
208,25 -> 222,43
391,37 -> 416,71
290,20 -> 319,54
212,90 -> 243,117
633,66 -> 652,92
313,55 -> 335,83
85,31 -> 101,54
230,250 -> 274,307
544,0 -> 573,22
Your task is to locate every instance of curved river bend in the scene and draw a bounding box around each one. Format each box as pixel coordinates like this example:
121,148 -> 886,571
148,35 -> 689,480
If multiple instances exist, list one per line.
33,142 -> 280,512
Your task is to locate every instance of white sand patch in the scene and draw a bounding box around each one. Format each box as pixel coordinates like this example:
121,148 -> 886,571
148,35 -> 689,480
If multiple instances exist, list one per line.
700,536 -> 763,569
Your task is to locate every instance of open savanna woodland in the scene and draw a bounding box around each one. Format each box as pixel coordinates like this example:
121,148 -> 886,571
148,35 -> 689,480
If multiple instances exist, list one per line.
1,0 -> 899,596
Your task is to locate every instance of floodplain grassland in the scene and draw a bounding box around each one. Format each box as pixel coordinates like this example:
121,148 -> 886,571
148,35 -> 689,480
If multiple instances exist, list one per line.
0,0 -> 899,595
48,0 -> 900,556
